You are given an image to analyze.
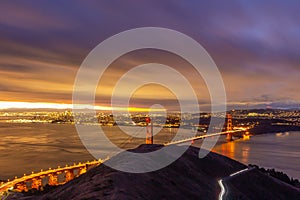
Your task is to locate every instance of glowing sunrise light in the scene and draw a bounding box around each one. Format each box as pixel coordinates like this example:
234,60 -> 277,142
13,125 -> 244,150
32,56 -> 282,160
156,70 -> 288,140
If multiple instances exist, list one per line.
0,101 -> 73,110
0,101 -> 165,112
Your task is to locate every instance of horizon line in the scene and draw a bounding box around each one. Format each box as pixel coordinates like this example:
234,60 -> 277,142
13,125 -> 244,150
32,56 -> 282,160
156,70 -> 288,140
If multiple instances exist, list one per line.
0,101 -> 299,112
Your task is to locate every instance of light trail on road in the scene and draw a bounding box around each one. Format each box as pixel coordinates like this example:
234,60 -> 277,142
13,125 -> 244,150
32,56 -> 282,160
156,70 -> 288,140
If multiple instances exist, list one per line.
218,168 -> 251,200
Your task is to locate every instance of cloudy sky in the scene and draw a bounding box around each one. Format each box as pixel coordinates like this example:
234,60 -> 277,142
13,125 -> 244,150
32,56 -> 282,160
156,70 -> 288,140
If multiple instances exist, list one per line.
0,0 -> 299,110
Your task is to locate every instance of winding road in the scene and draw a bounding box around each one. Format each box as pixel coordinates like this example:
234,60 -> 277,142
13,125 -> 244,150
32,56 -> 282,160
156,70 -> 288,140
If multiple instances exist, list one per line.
218,167 -> 253,200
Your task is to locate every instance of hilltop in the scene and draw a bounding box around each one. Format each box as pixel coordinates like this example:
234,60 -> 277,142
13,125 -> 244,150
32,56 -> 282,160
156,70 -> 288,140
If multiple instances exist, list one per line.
7,145 -> 300,200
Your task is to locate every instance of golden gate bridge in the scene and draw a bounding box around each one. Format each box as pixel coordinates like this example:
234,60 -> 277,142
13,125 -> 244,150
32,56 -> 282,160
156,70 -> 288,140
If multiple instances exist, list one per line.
0,114 -> 250,195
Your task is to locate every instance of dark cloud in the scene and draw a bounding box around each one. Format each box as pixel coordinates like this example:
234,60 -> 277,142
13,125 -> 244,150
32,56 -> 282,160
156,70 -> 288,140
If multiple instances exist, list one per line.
0,0 -> 299,109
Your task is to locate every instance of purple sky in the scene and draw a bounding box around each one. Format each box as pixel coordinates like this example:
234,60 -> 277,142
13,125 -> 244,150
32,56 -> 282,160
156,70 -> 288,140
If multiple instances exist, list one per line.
0,1 -> 299,110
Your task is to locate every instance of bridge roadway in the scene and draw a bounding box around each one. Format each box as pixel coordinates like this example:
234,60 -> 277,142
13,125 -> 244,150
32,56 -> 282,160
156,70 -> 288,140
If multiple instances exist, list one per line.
0,158 -> 109,194
164,129 -> 246,146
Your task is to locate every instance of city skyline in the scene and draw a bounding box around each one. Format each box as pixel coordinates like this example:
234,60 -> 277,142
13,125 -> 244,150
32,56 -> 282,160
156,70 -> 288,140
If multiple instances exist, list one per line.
1,1 -> 300,110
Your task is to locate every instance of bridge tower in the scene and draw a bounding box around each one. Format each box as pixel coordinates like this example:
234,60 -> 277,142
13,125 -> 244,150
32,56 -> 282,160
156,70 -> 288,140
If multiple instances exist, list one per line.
226,114 -> 233,141
145,117 -> 153,144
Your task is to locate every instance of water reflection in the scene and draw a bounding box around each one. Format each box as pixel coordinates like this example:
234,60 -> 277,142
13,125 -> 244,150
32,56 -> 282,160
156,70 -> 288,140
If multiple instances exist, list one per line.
241,146 -> 249,164
213,132 -> 300,179
220,141 -> 235,159
213,134 -> 255,164
214,138 -> 251,164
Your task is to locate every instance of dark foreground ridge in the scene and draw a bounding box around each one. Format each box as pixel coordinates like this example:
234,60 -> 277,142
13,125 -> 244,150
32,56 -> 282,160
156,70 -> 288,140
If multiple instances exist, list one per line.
8,145 -> 300,200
